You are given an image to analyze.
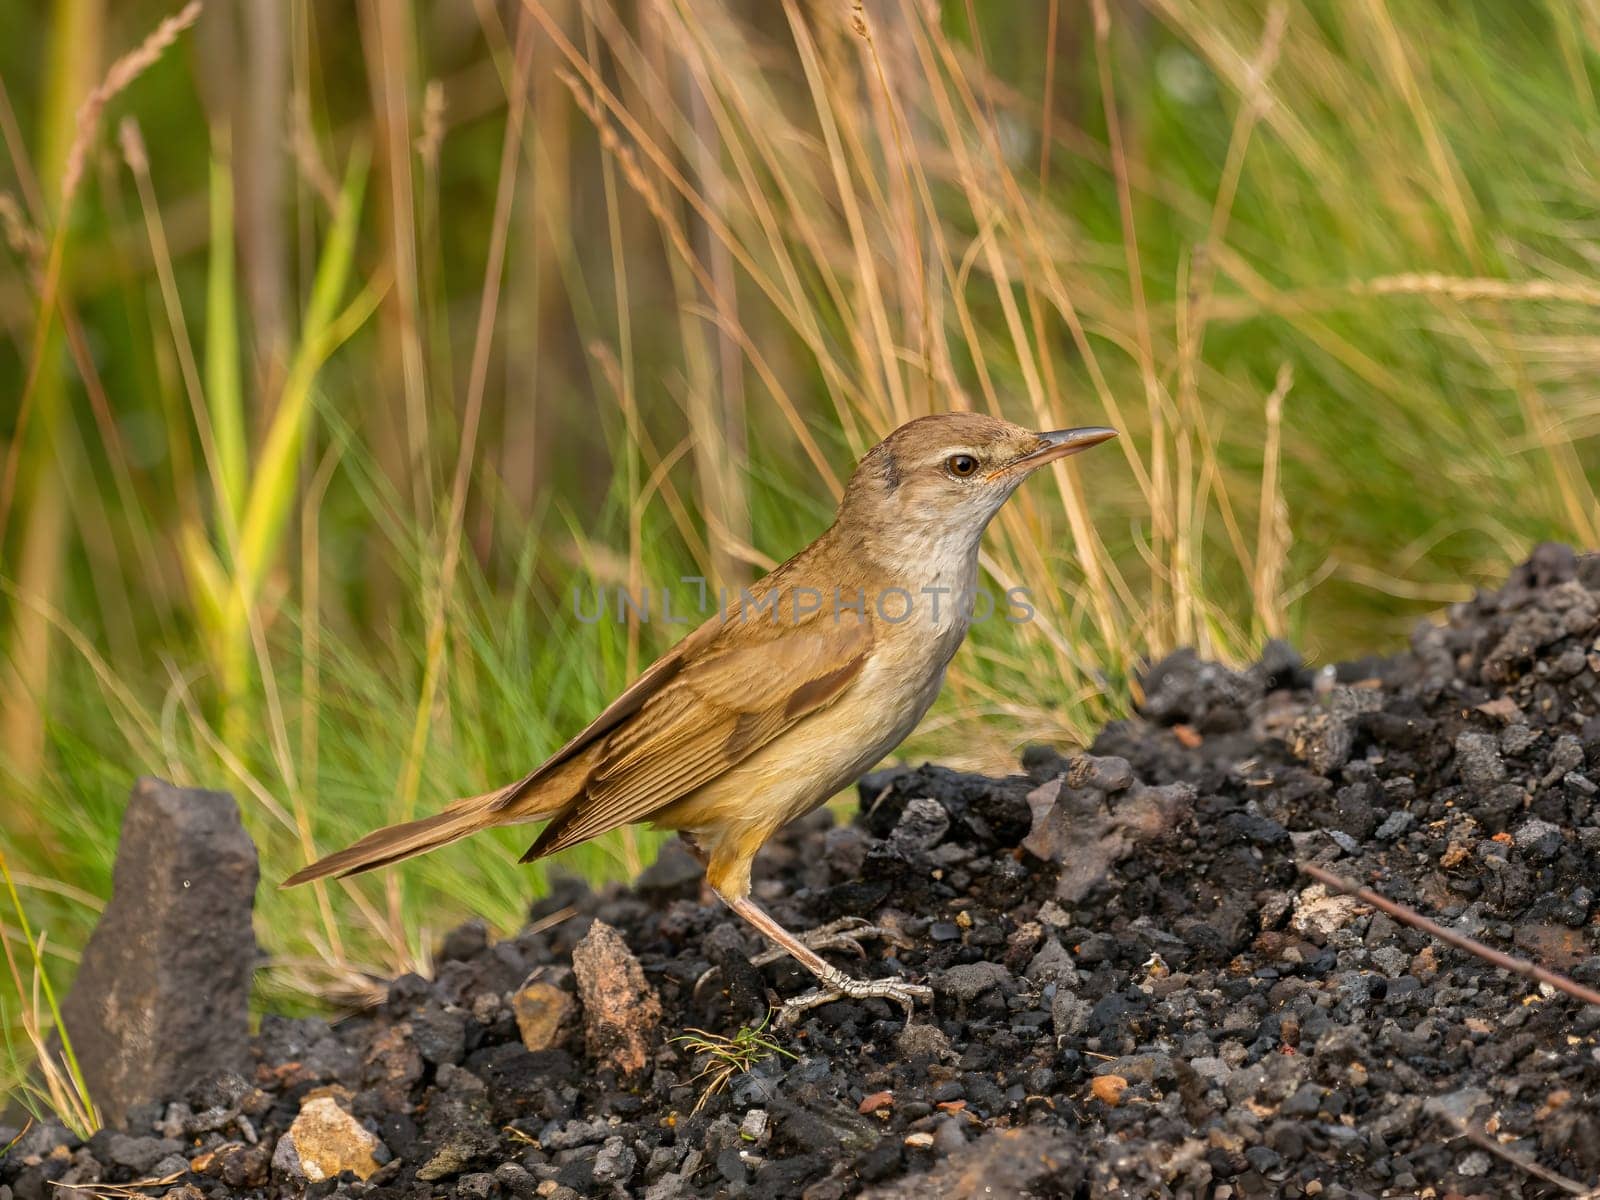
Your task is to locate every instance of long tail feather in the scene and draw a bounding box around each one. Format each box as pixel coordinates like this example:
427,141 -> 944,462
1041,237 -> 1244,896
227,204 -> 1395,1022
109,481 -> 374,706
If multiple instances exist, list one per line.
281,787 -> 534,888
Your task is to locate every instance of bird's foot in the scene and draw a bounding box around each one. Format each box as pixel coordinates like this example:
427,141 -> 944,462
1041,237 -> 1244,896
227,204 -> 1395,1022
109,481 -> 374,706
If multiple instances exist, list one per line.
750,916 -> 910,967
777,970 -> 933,1025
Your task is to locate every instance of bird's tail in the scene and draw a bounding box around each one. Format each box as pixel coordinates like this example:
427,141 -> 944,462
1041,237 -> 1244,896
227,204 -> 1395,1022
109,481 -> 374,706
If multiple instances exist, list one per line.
280,783 -> 549,888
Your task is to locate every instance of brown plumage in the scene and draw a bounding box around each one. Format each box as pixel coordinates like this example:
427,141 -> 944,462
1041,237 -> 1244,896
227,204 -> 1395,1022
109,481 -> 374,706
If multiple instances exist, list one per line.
285,412 -> 1115,1018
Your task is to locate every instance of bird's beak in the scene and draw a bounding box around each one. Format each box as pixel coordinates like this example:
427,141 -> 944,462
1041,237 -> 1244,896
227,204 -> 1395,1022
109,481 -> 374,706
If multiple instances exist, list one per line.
991,426 -> 1117,480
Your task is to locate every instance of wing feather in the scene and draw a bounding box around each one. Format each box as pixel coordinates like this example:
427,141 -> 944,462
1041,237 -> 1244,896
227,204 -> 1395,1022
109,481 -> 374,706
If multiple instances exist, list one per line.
524,617 -> 870,858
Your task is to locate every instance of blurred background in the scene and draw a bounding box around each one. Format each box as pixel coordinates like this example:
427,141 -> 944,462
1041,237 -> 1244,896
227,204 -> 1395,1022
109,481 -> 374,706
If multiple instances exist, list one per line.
3,0 -> 1598,1118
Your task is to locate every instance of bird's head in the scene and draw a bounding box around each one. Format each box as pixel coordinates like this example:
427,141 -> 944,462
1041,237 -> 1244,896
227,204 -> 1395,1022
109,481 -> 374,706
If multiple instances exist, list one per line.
837,411 -> 1116,570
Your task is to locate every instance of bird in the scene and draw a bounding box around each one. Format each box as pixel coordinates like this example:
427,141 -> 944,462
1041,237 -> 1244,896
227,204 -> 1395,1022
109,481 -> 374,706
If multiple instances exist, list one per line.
284,412 -> 1116,1019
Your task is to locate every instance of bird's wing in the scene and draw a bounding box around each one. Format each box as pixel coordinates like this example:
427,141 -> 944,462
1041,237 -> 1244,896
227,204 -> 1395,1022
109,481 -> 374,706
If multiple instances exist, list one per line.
486,613 -> 727,817
522,613 -> 871,859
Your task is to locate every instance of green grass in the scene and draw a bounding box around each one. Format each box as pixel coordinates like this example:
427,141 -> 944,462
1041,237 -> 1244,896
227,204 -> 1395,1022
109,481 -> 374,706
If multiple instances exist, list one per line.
3,0 -> 1600,1122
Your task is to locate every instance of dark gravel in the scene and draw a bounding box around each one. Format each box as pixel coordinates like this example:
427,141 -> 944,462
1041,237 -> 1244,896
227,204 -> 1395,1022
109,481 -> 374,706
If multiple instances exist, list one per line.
5,544 -> 1600,1199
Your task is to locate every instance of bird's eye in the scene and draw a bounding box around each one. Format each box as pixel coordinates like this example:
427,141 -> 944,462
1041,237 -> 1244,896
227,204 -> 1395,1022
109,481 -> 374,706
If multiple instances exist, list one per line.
946,454 -> 979,478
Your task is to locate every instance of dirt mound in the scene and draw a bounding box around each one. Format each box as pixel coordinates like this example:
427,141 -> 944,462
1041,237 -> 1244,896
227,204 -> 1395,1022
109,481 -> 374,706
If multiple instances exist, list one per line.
4,545 -> 1599,1199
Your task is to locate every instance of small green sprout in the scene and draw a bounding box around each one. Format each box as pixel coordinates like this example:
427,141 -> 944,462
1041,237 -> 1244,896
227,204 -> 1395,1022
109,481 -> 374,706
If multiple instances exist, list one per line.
672,1014 -> 797,1115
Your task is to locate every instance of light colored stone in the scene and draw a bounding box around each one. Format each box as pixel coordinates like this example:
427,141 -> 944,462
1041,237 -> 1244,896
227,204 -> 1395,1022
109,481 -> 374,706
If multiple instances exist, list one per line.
270,1096 -> 382,1183
512,980 -> 575,1052
1290,884 -> 1365,940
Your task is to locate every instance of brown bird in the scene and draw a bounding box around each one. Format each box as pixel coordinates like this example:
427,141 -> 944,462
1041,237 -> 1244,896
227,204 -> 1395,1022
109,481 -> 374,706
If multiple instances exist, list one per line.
285,412 -> 1115,1017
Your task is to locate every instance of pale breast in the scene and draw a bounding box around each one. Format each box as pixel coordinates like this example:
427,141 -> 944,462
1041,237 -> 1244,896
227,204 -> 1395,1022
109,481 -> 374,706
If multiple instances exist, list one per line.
656,615 -> 962,847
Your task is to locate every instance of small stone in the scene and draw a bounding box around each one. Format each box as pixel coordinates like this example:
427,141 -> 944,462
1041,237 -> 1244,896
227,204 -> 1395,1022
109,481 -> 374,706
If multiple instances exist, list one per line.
513,978 -> 576,1052
895,1022 -> 955,1063
1090,1075 -> 1127,1106
1065,755 -> 1135,793
592,1136 -> 637,1187
1456,1150 -> 1492,1177
190,1141 -> 271,1189
413,1005 -> 468,1066
1455,732 -> 1506,788
1501,724 -> 1538,756
1025,938 -> 1075,984
1514,818 -> 1563,858
270,1095 -> 383,1183
858,1091 -> 894,1116
1374,810 -> 1414,841
715,1145 -> 747,1184
935,961 -> 1011,1002
571,921 -> 663,1077
1052,990 -> 1092,1037
1291,885 -> 1365,940
106,1134 -> 182,1174
902,1131 -> 934,1149
495,1162 -> 539,1198
739,1109 -> 769,1142
889,797 -> 951,853
1424,1087 -> 1489,1127
437,919 -> 489,962
932,1116 -> 965,1157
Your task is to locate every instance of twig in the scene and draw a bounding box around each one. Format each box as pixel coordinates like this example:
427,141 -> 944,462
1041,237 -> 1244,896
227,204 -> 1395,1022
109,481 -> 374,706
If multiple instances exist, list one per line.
525,905 -> 578,937
1299,863 -> 1600,1007
1448,1118 -> 1593,1197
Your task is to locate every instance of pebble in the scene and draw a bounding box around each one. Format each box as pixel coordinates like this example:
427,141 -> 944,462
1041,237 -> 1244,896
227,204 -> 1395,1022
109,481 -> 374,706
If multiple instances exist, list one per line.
888,797 -> 951,853
934,961 -> 1011,1002
1455,732 -> 1507,787
513,976 -> 576,1052
269,1096 -> 383,1183
1373,810 -> 1414,841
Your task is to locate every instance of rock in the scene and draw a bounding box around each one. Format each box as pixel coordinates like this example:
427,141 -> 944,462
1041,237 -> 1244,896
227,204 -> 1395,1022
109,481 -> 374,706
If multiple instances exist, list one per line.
269,1096 -> 383,1183
104,1134 -> 183,1173
438,918 -> 489,963
413,1005 -> 468,1066
512,975 -> 576,1052
894,1021 -> 956,1063
571,921 -> 662,1077
58,777 -> 258,1126
859,1126 -> 1081,1198
592,1136 -> 638,1187
1024,778 -> 1194,901
888,797 -> 950,853
494,1162 -> 539,1197
416,1066 -> 499,1180
1513,817 -> 1562,849
1065,754 -> 1135,793
635,841 -> 703,904
1374,810 -> 1414,841
1025,938 -> 1075,983
1455,732 -> 1507,788
934,961 -> 1010,1003
190,1141 -> 271,1188
1051,990 -> 1092,1037
1290,885 -> 1365,940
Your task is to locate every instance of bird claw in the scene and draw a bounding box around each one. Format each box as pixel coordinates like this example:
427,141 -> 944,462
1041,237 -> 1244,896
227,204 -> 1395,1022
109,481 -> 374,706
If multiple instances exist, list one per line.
776,974 -> 933,1025
750,917 -> 909,967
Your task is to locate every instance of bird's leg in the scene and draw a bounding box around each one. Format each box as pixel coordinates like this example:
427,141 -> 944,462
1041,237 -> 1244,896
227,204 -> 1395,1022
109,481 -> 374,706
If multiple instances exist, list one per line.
676,834 -> 908,964
719,891 -> 931,1024
748,916 -> 912,966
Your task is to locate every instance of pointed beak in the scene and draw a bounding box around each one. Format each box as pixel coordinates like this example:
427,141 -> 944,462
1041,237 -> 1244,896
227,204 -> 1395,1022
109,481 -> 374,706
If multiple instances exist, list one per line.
992,426 -> 1117,479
